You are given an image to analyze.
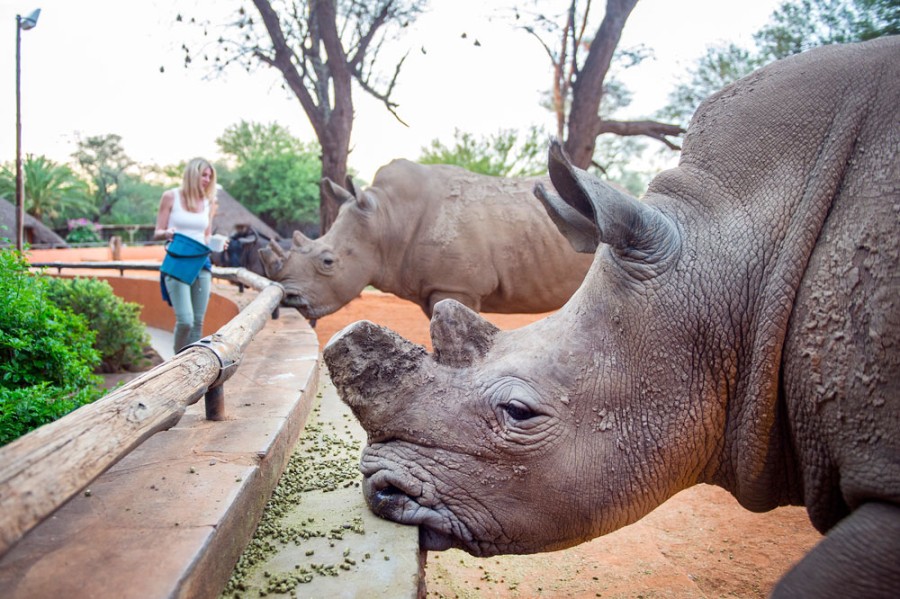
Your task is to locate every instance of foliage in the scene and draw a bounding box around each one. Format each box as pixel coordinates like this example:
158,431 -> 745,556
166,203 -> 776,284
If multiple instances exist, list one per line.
0,249 -> 104,445
660,0 -> 898,127
72,133 -> 135,216
71,134 -> 168,226
217,121 -> 322,225
65,218 -> 103,244
755,0 -> 899,60
0,155 -> 93,229
419,127 -> 546,178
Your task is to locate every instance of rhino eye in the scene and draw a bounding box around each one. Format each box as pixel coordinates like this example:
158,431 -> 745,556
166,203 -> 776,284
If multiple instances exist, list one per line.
317,252 -> 336,273
503,402 -> 537,421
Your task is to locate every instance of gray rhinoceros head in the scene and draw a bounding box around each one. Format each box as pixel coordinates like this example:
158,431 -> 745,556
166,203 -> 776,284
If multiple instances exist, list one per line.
259,178 -> 382,320
323,141 -> 703,557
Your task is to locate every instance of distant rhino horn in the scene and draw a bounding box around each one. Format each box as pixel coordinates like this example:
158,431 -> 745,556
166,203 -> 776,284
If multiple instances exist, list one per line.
431,300 -> 499,368
258,239 -> 285,277
324,320 -> 428,414
545,139 -> 680,276
292,230 -> 312,248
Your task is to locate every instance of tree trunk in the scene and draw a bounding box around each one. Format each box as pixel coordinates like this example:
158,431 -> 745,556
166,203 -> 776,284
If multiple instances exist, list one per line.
564,0 -> 639,169
319,135 -> 348,232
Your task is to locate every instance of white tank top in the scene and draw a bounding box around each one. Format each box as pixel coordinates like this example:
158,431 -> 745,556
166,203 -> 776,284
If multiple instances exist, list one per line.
167,188 -> 210,245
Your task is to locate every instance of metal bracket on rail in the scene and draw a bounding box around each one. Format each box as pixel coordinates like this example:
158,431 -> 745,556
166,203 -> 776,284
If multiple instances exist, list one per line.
182,334 -> 241,421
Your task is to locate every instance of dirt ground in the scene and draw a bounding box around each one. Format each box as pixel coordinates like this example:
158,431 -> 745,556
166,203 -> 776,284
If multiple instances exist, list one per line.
312,290 -> 823,599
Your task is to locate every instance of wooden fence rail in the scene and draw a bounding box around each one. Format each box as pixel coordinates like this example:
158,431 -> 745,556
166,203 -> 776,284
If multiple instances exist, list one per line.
0,264 -> 283,557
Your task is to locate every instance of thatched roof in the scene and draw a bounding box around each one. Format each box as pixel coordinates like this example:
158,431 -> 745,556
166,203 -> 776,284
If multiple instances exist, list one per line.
212,187 -> 282,241
0,197 -> 68,248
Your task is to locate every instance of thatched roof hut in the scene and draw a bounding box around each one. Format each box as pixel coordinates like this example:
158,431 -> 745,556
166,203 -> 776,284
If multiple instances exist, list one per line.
0,197 -> 68,248
212,187 -> 282,241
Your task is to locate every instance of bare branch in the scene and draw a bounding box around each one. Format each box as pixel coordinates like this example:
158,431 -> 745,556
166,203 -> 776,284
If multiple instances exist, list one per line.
595,119 -> 685,150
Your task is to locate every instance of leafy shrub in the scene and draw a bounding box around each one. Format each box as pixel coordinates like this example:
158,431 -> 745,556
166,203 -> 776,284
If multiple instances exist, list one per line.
0,249 -> 105,446
66,218 -> 102,243
44,277 -> 151,373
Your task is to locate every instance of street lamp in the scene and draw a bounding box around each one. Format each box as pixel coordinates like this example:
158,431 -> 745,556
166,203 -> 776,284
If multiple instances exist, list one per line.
15,8 -> 40,251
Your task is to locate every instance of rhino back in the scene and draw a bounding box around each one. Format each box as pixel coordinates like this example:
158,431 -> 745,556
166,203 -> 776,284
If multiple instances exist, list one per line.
372,160 -> 593,313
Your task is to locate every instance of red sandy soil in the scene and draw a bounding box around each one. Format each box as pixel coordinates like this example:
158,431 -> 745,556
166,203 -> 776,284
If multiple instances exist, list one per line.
312,290 -> 823,599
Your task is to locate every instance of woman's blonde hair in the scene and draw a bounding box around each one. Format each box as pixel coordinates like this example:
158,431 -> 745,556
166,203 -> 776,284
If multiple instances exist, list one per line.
181,157 -> 217,211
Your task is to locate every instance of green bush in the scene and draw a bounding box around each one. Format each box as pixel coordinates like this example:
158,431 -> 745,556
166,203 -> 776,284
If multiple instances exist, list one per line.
0,249 -> 105,446
65,218 -> 102,244
44,277 -> 151,373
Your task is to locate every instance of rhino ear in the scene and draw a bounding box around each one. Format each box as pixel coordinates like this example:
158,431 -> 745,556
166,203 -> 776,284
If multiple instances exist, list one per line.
321,177 -> 356,206
430,300 -> 499,368
344,175 -> 359,198
324,320 -> 428,413
544,139 -> 680,275
533,182 -> 599,253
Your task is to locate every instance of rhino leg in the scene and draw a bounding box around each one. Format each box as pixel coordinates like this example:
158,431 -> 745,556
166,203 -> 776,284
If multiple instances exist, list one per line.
772,502 -> 900,598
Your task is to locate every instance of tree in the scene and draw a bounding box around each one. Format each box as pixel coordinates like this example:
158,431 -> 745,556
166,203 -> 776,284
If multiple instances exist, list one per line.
0,155 -> 93,228
217,120 -> 322,234
419,127 -> 546,178
518,0 -> 685,172
661,0 -> 898,127
182,0 -> 426,232
71,134 -> 136,217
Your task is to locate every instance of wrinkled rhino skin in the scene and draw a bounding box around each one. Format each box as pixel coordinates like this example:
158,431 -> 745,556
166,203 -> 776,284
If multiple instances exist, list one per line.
258,160 -> 594,319
324,38 -> 900,598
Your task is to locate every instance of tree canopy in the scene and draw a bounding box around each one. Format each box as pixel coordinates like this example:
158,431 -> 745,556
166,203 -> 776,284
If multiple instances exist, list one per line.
216,120 -> 322,235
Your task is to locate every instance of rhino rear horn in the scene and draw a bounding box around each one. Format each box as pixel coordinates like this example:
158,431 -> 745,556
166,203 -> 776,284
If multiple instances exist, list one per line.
430,300 -> 499,368
544,139 -> 680,276
292,230 -> 312,248
324,320 -> 428,414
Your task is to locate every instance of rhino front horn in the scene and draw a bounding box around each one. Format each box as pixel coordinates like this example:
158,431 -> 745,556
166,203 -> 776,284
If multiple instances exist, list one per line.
431,299 -> 499,368
323,320 -> 428,416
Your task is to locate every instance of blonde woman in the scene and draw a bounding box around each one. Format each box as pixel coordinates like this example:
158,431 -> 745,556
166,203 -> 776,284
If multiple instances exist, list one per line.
154,158 -> 219,352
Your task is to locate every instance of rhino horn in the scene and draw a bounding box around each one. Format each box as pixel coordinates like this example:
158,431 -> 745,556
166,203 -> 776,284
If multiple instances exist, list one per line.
258,239 -> 285,277
324,320 -> 428,417
542,139 -> 681,274
431,299 -> 499,368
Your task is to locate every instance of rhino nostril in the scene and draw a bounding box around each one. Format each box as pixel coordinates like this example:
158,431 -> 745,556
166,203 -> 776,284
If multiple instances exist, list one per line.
378,484 -> 405,499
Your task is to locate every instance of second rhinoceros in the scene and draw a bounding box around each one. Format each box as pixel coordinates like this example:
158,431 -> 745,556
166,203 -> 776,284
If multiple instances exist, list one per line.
323,38 -> 900,597
258,161 -> 594,319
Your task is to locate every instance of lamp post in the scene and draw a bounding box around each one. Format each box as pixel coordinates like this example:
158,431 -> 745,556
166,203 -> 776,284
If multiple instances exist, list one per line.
15,8 -> 40,252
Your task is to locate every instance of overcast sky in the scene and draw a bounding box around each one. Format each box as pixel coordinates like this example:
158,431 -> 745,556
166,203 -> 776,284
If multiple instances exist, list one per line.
0,0 -> 781,182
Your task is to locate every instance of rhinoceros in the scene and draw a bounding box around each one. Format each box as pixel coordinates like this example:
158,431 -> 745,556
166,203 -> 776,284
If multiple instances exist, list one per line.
258,161 -> 594,318
323,38 -> 899,597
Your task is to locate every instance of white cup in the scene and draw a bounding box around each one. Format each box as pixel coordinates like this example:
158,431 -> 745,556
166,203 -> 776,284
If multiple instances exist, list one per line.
208,234 -> 228,252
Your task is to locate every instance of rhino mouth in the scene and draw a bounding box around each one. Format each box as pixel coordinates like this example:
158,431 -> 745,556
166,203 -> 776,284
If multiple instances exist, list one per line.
280,291 -> 328,320
362,467 -> 467,553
